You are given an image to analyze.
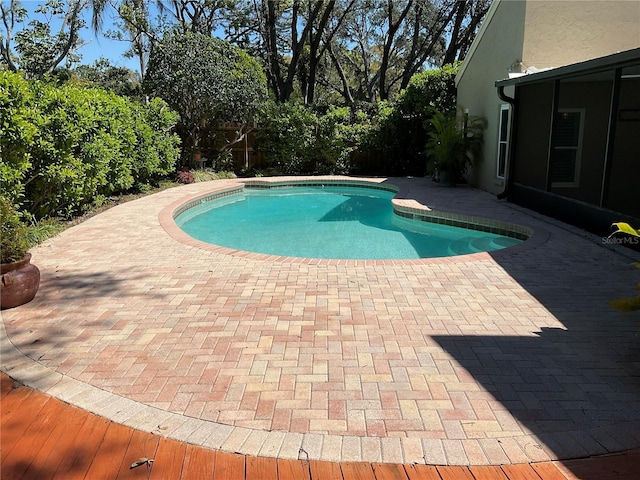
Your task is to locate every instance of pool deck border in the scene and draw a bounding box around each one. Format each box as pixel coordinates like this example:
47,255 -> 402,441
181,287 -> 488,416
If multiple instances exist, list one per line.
160,176 -> 546,266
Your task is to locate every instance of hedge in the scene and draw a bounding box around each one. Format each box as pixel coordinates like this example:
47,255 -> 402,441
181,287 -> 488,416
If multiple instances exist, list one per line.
0,71 -> 180,219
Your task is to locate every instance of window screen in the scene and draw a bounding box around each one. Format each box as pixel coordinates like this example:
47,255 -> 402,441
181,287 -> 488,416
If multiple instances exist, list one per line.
497,106 -> 509,178
551,110 -> 583,186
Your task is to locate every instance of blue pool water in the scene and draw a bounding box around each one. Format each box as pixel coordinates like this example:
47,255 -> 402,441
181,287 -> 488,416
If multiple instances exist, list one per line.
176,186 -> 522,259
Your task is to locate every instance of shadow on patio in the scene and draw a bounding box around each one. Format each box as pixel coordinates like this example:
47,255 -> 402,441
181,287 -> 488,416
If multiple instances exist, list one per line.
433,234 -> 640,474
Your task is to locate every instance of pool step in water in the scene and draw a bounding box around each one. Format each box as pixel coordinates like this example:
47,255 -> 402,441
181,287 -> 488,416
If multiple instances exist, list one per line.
447,236 -> 504,256
471,236 -> 503,252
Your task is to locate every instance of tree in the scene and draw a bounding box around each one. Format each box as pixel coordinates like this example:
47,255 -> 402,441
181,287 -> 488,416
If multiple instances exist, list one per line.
160,0 -> 236,35
260,0 -> 332,103
298,0 -> 358,104
323,2 -> 379,102
290,0 -> 490,103
90,0 -> 237,79
73,57 -> 142,98
329,0 -> 474,102
143,31 -> 267,154
441,0 -> 491,65
377,0 -> 416,100
93,0 -> 156,79
1,0 -> 88,78
3,0 -> 490,103
222,1 -> 356,104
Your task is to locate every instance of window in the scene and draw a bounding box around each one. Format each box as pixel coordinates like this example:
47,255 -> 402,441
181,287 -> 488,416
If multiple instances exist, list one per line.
550,109 -> 584,187
497,104 -> 510,178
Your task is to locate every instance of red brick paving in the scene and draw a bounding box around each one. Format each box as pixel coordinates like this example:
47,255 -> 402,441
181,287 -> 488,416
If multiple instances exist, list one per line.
2,176 -> 640,467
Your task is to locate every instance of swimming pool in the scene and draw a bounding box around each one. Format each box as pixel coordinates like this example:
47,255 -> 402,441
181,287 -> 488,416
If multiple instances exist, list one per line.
175,183 -> 525,260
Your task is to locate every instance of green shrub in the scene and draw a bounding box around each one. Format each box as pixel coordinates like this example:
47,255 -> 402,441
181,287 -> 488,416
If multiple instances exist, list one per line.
129,98 -> 181,184
0,72 -> 39,206
0,197 -> 30,263
256,101 -> 319,174
395,63 -> 459,117
192,168 -> 236,183
255,102 -> 379,175
370,64 -> 459,176
211,150 -> 235,173
0,71 -> 180,219
24,218 -> 66,248
315,106 -> 377,174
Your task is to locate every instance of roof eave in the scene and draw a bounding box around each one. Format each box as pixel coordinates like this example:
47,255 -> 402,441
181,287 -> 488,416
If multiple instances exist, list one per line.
495,47 -> 640,88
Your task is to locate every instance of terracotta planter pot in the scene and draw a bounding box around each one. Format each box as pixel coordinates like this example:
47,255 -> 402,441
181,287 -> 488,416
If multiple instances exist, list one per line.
1,253 -> 40,310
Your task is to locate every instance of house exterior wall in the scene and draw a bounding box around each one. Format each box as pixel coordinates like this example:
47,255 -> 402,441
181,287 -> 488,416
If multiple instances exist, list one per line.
511,77 -> 635,214
551,80 -> 613,206
607,77 -> 640,218
456,0 -> 526,194
456,0 -> 640,195
522,1 -> 640,67
511,83 -> 553,190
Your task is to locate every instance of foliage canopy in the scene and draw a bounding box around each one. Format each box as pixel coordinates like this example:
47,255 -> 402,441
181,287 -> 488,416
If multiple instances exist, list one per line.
1,0 -> 87,77
0,70 -> 180,219
143,31 -> 267,150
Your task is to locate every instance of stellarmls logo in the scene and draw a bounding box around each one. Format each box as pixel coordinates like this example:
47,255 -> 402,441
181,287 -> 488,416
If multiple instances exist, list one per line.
602,236 -> 640,245
604,222 -> 640,245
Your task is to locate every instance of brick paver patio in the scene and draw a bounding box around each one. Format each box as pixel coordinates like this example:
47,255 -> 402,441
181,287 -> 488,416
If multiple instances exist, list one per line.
2,176 -> 639,466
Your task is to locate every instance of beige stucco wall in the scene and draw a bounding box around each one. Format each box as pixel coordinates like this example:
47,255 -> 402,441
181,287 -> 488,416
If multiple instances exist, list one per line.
456,0 -> 526,194
523,1 -> 640,68
456,0 -> 640,195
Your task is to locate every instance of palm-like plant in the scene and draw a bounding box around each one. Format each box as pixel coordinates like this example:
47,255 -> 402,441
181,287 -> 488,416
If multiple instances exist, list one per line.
426,108 -> 486,185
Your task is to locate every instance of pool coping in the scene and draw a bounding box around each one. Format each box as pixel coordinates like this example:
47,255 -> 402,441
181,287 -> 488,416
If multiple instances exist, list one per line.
159,176 -> 549,265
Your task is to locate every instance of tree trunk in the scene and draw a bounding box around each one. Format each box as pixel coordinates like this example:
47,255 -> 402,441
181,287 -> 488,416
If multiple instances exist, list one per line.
304,0 -> 336,104
327,42 -> 354,105
264,0 -> 284,101
378,0 -> 413,100
441,0 -> 490,66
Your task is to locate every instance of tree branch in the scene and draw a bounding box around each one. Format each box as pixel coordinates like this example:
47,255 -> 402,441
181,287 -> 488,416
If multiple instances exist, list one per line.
327,41 -> 354,104
379,0 -> 414,99
1,0 -> 20,71
44,0 -> 87,75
